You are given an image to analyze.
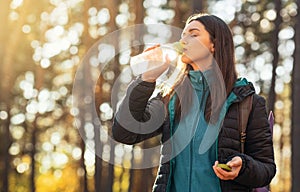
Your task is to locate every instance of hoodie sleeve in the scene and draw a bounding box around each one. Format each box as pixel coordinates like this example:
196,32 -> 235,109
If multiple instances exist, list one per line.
112,77 -> 166,145
233,95 -> 276,188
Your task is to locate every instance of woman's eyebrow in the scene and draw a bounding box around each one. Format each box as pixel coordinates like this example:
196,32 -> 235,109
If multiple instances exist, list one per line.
181,28 -> 201,37
188,28 -> 201,33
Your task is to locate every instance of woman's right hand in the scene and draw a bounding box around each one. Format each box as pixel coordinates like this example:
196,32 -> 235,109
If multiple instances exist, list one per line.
141,44 -> 171,82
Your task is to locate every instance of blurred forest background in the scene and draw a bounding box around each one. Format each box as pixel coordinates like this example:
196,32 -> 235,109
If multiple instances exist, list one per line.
0,0 -> 300,191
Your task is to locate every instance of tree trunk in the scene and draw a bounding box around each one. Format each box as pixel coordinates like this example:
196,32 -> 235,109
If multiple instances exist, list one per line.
80,139 -> 89,192
78,0 -> 95,191
192,0 -> 204,13
76,51 -> 90,192
268,0 -> 282,112
107,138 -> 115,192
0,0 -> 28,191
0,0 -> 9,66
0,9 -> 10,191
81,0 -> 104,191
141,142 -> 153,191
134,0 -> 144,24
105,0 -> 120,191
292,0 -> 300,191
2,112 -> 11,192
94,76 -> 103,192
30,121 -> 37,192
128,152 -> 135,192
30,56 -> 45,192
172,0 -> 186,29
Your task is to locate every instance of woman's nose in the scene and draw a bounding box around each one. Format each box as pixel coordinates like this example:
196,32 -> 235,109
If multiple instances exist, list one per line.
179,37 -> 186,45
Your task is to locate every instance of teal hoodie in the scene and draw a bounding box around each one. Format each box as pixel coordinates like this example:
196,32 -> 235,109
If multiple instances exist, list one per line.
167,70 -> 251,192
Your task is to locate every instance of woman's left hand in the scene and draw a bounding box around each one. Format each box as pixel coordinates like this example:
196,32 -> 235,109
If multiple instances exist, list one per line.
212,156 -> 243,180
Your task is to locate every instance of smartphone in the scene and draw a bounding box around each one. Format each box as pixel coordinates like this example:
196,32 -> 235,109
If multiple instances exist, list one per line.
217,163 -> 232,172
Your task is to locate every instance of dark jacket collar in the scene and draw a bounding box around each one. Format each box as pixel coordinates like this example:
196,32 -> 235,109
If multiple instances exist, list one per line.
231,78 -> 256,103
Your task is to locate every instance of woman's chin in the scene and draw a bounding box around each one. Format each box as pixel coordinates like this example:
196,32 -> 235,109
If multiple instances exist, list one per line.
180,54 -> 192,64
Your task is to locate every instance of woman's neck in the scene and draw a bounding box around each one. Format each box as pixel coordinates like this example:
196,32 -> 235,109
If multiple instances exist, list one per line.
190,55 -> 214,71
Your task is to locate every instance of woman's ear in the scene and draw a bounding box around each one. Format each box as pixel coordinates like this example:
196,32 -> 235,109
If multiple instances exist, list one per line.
210,44 -> 215,53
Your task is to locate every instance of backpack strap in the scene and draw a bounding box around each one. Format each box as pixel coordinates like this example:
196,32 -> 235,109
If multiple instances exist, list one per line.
238,94 -> 253,153
268,111 -> 274,137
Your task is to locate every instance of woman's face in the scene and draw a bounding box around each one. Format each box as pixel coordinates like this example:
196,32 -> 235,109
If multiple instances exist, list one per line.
180,20 -> 215,70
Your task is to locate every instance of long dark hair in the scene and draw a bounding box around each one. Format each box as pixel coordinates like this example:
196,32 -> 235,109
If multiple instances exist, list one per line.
172,14 -> 237,123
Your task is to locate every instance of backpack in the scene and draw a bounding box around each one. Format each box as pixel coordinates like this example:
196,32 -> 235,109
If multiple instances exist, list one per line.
238,95 -> 274,192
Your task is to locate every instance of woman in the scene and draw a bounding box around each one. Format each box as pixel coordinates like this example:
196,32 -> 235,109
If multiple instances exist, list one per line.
112,13 -> 276,192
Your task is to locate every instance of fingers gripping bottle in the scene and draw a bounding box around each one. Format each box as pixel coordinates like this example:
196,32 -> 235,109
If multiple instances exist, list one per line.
130,42 -> 184,76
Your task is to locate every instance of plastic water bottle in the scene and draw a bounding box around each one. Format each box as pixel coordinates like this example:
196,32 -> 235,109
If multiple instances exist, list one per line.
130,42 -> 183,76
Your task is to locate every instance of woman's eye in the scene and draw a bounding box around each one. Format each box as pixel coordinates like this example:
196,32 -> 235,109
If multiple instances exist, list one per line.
191,34 -> 198,37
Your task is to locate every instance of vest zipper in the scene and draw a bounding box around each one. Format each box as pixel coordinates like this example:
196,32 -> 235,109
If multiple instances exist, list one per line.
166,95 -> 176,192
189,142 -> 192,192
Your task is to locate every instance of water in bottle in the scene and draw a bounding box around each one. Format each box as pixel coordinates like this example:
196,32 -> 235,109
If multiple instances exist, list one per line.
130,42 -> 183,76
